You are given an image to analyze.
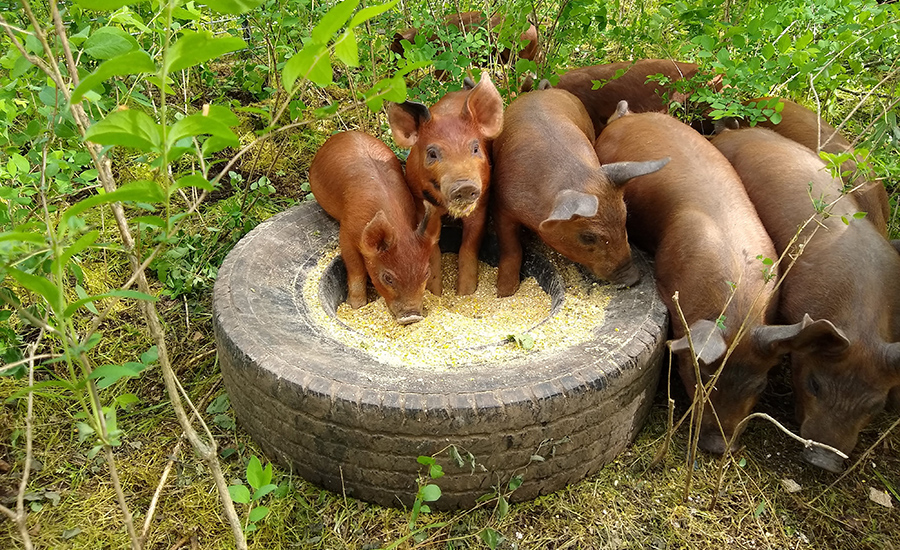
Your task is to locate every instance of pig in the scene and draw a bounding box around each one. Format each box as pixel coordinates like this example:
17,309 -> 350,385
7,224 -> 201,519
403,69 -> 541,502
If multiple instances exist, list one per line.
387,71 -> 504,296
308,131 -> 440,325
490,89 -> 668,297
554,59 -> 722,133
712,126 -> 900,472
594,102 -> 817,453
390,11 -> 539,67
733,97 -> 889,235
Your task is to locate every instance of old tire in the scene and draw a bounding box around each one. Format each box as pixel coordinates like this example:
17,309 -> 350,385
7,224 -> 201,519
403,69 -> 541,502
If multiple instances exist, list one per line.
213,202 -> 668,509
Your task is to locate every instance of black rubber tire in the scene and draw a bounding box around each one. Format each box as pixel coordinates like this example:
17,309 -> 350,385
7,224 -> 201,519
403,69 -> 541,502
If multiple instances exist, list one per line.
213,202 -> 668,509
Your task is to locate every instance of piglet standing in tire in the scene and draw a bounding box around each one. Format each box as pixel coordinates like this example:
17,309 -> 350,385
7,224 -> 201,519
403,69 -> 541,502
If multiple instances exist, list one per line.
387,71 -> 504,296
308,130 -> 441,325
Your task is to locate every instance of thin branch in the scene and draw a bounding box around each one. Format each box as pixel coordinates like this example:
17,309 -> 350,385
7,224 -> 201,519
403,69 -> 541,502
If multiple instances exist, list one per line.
140,437 -> 185,545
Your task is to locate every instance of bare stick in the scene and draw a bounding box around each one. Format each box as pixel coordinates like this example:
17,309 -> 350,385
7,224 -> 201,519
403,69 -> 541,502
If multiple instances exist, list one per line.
140,437 -> 185,545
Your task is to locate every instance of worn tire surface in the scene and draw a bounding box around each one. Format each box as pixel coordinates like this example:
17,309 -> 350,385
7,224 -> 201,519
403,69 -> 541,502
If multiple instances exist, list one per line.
213,202 -> 668,509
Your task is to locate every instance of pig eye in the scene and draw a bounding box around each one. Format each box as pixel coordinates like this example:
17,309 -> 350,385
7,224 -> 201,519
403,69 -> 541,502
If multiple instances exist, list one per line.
425,146 -> 441,164
579,232 -> 597,245
381,272 -> 395,287
470,140 -> 481,155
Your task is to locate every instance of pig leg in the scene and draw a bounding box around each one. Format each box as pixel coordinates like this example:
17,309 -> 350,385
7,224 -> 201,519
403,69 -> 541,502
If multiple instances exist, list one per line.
495,210 -> 523,298
457,203 -> 488,295
340,231 -> 369,308
428,241 -> 443,296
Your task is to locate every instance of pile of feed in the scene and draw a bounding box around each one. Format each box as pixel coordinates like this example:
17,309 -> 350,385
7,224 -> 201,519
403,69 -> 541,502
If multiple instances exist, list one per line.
302,246 -> 613,368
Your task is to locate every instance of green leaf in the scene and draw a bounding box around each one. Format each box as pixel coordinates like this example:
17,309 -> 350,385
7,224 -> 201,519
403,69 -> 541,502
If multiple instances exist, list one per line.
333,29 -> 358,67
311,0 -> 359,44
72,51 -> 156,103
64,289 -> 157,317
417,455 -> 436,466
61,180 -> 165,229
0,231 -> 45,245
754,500 -> 766,518
508,475 -> 523,491
246,456 -> 273,490
419,484 -> 441,502
76,422 -> 95,442
54,230 -> 100,274
248,506 -> 269,523
348,0 -> 400,28
498,495 -> 509,518
8,153 -> 29,176
166,30 -> 246,74
88,362 -> 147,388
252,484 -> 277,500
83,27 -> 140,60
167,113 -> 239,148
84,109 -> 162,152
228,484 -> 251,504
7,268 -> 63,314
283,42 -> 332,91
75,0 -> 136,10
429,463 -> 444,479
364,75 -> 406,111
204,0 -> 265,15
173,175 -> 214,194
479,527 -> 504,549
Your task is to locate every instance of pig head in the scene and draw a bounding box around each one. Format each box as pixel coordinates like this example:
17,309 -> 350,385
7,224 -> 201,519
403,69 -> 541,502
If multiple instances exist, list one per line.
388,72 -> 504,296
712,127 -> 900,472
491,89 -> 668,297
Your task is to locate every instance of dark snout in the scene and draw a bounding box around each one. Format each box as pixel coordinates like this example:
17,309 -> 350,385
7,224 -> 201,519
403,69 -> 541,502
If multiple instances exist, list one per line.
803,446 -> 845,473
448,181 -> 481,205
698,431 -> 734,455
610,261 -> 641,288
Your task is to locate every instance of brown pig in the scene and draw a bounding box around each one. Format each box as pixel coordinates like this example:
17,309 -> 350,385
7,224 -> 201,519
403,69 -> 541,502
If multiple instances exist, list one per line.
712,127 -> 900,472
309,131 -> 440,325
554,59 -> 722,133
387,71 -> 504,296
490,89 -> 668,297
595,102 -> 815,454
390,11 -> 539,67
735,97 -> 889,235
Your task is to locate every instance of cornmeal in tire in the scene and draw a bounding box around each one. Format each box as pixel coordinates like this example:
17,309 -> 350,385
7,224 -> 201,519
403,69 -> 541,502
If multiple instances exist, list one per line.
304,248 -> 612,368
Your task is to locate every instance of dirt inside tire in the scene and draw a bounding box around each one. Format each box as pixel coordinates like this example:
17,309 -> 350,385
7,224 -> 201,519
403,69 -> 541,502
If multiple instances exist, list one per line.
213,202 -> 668,509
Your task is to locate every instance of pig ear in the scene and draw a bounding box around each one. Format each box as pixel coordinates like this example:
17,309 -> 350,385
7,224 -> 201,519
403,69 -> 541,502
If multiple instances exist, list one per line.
537,78 -> 553,90
465,71 -> 504,139
602,157 -> 671,187
388,101 -> 432,148
607,100 -> 631,124
669,319 -> 727,367
542,189 -> 598,224
360,211 -> 395,256
462,76 -> 476,90
416,202 -> 442,245
714,117 -> 741,134
769,313 -> 851,355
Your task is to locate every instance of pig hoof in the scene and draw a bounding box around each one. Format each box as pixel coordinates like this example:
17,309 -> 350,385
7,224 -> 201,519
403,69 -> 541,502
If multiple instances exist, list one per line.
803,446 -> 845,473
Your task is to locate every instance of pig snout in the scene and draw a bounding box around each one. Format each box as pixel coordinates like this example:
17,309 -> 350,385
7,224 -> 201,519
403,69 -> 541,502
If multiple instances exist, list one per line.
610,260 -> 641,287
395,312 -> 425,325
803,446 -> 845,473
445,180 -> 482,217
698,430 -> 734,455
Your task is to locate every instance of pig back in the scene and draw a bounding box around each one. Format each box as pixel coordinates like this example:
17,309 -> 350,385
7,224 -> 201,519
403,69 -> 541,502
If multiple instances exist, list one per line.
711,127 -> 864,251
308,131 -> 415,226
556,60 -> 703,132
745,98 -> 888,235
492,89 -> 599,228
